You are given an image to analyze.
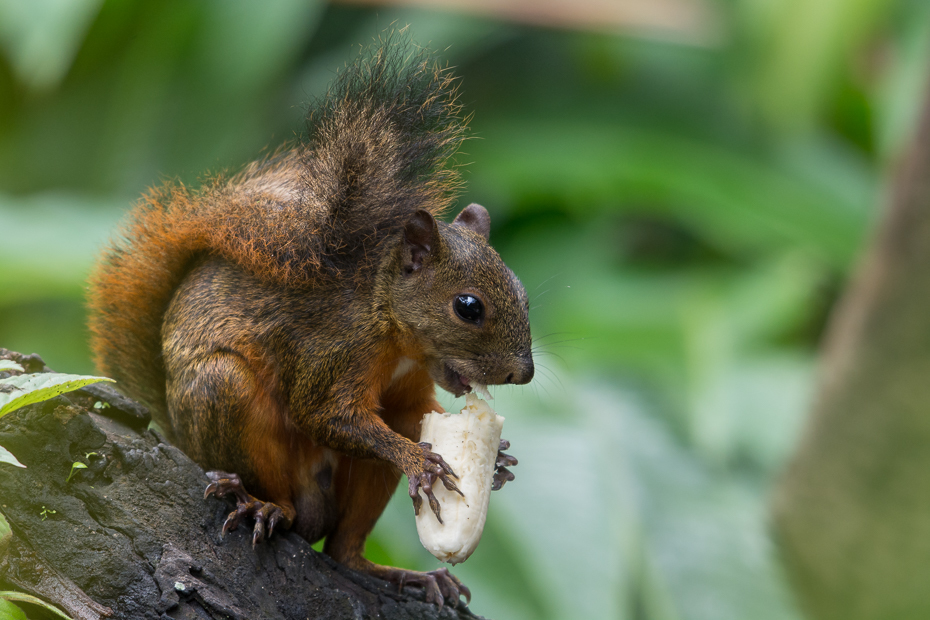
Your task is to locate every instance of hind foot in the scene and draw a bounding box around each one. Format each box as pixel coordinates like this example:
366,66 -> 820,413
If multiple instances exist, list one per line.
204,470 -> 295,546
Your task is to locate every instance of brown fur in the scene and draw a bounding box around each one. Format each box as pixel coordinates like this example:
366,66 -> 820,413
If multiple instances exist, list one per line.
88,42 -> 465,417
86,39 -> 533,602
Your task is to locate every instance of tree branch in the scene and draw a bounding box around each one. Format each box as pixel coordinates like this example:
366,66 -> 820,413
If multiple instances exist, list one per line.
773,77 -> 930,619
0,349 -> 484,620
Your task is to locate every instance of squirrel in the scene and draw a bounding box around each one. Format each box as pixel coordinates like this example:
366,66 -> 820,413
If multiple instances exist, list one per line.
87,40 -> 533,607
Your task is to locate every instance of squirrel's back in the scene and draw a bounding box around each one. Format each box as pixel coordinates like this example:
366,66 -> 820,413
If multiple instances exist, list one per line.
87,40 -> 467,416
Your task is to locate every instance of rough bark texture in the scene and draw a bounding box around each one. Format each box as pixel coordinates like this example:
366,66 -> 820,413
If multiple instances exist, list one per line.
0,350 -> 483,620
773,82 -> 930,619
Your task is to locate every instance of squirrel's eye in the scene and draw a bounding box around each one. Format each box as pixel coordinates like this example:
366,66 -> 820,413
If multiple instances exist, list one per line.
453,294 -> 483,324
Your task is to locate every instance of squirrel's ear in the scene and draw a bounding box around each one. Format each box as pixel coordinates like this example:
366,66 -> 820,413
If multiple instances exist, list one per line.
403,209 -> 437,273
452,203 -> 490,240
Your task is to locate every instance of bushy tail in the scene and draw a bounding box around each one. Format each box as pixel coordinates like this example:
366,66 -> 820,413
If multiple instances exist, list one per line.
87,36 -> 468,415
87,185 -> 205,416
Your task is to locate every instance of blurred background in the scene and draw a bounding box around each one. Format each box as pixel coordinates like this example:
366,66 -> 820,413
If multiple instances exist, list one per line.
1,0 -> 929,618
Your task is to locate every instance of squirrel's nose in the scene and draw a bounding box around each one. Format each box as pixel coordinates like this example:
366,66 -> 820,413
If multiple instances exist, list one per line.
505,357 -> 534,385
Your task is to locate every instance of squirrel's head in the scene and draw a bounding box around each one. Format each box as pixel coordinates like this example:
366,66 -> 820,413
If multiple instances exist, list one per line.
386,204 -> 534,397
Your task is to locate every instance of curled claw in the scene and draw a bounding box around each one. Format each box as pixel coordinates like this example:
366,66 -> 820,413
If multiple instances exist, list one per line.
492,438 -> 518,491
414,471 -> 445,523
267,510 -> 284,539
408,476 -> 423,515
409,444 -> 464,522
444,568 -> 471,605
429,465 -> 463,496
204,471 -> 249,503
420,446 -> 462,495
497,452 -> 518,468
205,470 -> 293,543
492,467 -> 515,491
424,577 -> 443,607
393,567 -> 470,608
497,438 -> 517,467
252,515 -> 266,546
222,502 -> 250,537
420,443 -> 458,478
430,567 -> 471,607
428,497 -> 442,524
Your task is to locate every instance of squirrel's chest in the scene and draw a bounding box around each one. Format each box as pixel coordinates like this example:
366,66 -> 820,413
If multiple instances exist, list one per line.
387,356 -> 417,388
376,356 -> 437,441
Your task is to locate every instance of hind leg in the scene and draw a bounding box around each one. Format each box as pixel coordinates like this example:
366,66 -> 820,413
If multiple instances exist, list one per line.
165,350 -> 315,542
323,456 -> 470,608
323,383 -> 470,608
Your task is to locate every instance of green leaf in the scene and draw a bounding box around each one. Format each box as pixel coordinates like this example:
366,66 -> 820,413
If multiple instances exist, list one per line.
579,385 -> 804,620
0,445 -> 25,468
0,0 -> 104,92
0,360 -> 24,373
0,510 -> 11,555
753,0 -> 892,131
0,195 -> 127,305
0,373 -> 114,419
66,462 -> 87,483
0,598 -> 29,620
0,592 -> 73,620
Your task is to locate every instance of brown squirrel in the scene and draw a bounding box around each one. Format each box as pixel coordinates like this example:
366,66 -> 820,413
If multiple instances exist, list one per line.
87,41 -> 533,607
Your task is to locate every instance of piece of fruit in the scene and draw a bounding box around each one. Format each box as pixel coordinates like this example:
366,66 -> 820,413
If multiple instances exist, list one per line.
415,393 -> 504,564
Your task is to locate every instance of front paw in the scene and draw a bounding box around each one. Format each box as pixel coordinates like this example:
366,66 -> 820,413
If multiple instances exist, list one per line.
492,438 -> 518,491
407,442 -> 463,523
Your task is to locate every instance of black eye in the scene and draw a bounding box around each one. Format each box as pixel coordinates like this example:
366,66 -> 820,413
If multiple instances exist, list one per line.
453,294 -> 484,324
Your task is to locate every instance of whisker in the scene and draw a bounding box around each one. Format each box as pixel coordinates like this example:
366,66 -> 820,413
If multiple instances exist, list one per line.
535,363 -> 564,392
533,273 -> 562,295
532,374 -> 552,400
533,339 -> 584,351
532,331 -> 577,342
531,289 -> 551,306
534,350 -> 568,364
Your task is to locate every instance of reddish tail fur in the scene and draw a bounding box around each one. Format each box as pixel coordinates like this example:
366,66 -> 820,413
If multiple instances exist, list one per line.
87,40 -> 467,420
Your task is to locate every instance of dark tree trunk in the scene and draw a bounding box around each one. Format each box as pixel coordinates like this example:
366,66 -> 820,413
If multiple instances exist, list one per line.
0,350 -> 483,620
773,81 -> 930,620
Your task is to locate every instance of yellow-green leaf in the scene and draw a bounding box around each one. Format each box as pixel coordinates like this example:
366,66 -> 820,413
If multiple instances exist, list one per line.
0,598 -> 28,620
0,373 -> 114,419
0,591 -> 72,620
0,510 -> 11,556
66,461 -> 87,483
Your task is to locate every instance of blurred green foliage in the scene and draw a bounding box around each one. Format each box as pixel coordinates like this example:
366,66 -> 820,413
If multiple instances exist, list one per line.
1,0 -> 929,619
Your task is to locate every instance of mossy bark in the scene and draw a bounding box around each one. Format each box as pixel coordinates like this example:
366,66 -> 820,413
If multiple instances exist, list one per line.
0,350 -> 482,620
774,81 -> 930,620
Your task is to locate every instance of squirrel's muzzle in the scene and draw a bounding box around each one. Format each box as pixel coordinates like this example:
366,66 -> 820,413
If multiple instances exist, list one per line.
504,356 -> 534,385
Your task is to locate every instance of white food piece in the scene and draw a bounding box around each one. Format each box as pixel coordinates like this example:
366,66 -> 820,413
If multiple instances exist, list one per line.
415,393 -> 504,564
468,381 -> 493,400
